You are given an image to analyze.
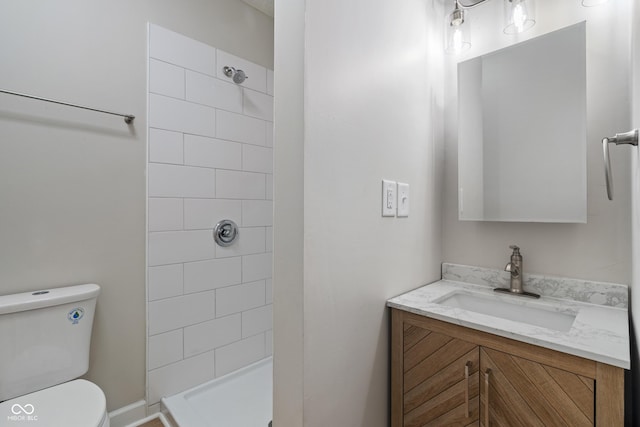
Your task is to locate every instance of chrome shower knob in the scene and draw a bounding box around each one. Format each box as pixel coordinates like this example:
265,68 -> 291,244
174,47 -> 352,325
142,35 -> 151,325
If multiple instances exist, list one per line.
213,220 -> 239,247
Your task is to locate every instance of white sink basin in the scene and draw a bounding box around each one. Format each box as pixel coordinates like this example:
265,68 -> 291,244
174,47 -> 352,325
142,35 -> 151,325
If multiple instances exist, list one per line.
436,291 -> 577,332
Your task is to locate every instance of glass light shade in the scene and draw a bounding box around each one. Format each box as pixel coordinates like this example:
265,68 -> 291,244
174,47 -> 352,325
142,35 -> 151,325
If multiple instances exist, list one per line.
582,0 -> 609,6
504,0 -> 536,34
445,8 -> 471,54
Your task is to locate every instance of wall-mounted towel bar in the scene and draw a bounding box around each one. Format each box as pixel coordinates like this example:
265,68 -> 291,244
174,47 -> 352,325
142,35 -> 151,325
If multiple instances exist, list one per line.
602,129 -> 638,200
0,89 -> 135,124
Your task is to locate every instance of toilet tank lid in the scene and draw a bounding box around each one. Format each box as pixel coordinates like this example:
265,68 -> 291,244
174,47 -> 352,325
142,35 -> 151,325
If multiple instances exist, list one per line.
0,284 -> 100,315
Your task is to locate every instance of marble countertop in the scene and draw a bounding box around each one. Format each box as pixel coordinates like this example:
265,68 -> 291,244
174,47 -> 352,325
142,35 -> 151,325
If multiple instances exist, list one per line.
387,264 -> 630,369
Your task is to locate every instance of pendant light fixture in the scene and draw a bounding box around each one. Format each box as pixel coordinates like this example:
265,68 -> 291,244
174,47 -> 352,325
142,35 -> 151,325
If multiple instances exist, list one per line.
445,1 -> 471,53
444,0 -> 608,54
445,0 -> 537,54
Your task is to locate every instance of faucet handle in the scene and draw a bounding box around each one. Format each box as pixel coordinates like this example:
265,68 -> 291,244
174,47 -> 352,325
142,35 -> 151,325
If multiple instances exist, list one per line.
509,245 -> 520,254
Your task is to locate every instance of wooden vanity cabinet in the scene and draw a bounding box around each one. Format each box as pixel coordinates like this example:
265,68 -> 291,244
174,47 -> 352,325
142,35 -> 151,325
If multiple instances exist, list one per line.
391,309 -> 625,427
480,347 -> 594,427
402,322 -> 479,426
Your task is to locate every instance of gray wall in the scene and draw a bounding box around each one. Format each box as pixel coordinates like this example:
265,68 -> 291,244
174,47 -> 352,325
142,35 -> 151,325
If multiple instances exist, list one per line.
274,0 -> 444,424
0,0 -> 272,411
442,0 -> 632,284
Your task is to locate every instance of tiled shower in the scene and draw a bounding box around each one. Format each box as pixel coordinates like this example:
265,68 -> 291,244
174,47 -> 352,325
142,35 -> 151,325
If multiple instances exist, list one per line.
145,24 -> 273,408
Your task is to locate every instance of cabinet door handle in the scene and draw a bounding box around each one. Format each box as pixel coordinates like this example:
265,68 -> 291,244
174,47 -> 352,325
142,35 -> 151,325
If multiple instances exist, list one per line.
464,361 -> 471,418
484,369 -> 491,427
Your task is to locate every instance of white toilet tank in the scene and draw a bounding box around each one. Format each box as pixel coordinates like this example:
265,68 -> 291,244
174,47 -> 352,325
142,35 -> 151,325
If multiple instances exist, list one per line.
0,283 -> 100,401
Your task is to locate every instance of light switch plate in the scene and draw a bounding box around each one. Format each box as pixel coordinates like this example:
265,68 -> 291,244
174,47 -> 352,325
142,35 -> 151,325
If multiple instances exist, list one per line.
382,180 -> 396,217
397,182 -> 409,217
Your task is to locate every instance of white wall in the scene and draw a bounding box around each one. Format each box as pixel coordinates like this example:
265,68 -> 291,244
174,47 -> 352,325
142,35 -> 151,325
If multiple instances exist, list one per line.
274,0 -> 444,424
0,0 -> 272,412
146,24 -> 273,410
272,0 -> 305,424
443,0 -> 632,284
630,0 -> 640,420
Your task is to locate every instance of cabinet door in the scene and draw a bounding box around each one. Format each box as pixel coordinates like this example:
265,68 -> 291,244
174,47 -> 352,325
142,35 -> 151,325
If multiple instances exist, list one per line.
403,323 -> 480,426
480,347 -> 594,427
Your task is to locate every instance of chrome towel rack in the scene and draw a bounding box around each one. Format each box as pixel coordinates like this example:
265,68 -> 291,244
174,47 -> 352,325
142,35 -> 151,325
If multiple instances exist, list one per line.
0,89 -> 135,124
602,129 -> 638,200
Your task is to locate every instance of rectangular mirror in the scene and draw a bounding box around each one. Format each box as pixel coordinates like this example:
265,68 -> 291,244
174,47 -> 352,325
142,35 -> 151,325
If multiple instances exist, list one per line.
458,22 -> 586,223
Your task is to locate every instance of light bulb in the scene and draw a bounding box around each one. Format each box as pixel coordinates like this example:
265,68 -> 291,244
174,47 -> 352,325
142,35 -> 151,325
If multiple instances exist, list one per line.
512,4 -> 526,33
504,0 -> 535,35
453,28 -> 464,52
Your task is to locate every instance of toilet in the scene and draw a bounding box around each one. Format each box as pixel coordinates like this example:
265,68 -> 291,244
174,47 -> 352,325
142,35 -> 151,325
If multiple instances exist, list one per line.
0,284 -> 109,427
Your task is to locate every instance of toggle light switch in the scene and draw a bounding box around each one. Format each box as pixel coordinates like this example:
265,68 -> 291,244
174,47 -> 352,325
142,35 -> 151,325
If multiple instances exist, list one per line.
397,182 -> 409,217
382,180 -> 396,217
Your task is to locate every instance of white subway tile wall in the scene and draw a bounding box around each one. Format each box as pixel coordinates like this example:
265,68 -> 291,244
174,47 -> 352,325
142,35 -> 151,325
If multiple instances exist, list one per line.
214,333 -> 266,377
149,93 -> 216,137
148,264 -> 184,301
149,59 -> 186,99
147,351 -> 216,405
266,69 -> 274,97
147,24 -> 273,407
148,198 -> 183,232
148,329 -> 184,370
216,109 -> 268,146
149,128 -> 183,164
265,227 -> 273,252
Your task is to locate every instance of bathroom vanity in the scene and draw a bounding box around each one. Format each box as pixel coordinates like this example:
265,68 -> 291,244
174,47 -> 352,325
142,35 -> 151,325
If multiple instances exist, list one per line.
388,264 -> 629,426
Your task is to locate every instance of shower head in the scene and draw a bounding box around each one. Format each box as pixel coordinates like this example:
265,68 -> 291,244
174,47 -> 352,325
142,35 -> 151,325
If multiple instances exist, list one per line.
232,69 -> 247,84
223,66 -> 248,84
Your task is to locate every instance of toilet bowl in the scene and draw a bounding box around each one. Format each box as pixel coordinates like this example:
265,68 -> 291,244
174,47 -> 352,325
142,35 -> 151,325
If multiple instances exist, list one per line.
0,284 -> 109,427
0,380 -> 109,427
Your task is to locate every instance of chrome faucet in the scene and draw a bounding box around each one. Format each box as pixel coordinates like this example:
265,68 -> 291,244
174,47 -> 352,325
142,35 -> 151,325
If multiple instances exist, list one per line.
494,245 -> 540,299
504,245 -> 523,292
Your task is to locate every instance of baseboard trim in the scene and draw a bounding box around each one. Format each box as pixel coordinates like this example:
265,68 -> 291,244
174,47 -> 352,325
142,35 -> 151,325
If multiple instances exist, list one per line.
108,400 -> 147,427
